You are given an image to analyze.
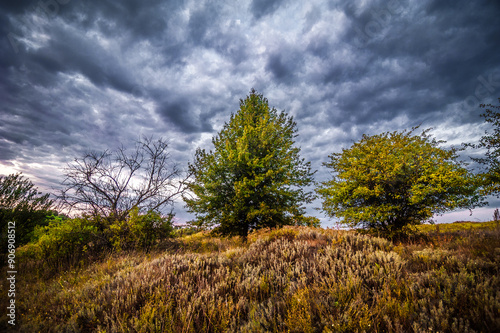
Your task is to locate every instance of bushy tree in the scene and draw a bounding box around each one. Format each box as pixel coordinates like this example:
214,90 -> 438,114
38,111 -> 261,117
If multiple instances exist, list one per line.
317,128 -> 484,234
185,89 -> 316,237
0,173 -> 54,248
468,98 -> 500,196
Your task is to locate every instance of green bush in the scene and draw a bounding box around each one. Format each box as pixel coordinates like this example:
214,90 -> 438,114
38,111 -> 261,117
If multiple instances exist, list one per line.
108,207 -> 173,251
19,208 -> 174,273
0,173 -> 55,265
18,215 -> 99,271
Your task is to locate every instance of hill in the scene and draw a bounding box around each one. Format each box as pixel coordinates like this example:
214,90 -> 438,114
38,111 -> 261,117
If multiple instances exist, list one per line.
2,222 -> 499,332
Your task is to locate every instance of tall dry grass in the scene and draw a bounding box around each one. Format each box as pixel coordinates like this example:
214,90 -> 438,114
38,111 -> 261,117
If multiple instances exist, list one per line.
2,224 -> 499,332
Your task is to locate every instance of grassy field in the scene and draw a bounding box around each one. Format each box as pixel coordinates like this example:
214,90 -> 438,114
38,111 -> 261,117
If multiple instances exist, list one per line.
1,222 -> 499,332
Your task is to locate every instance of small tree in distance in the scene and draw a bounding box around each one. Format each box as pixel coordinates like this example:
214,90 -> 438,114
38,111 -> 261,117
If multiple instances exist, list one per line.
60,137 -> 185,222
317,128 -> 484,235
185,89 -> 317,237
467,98 -> 500,196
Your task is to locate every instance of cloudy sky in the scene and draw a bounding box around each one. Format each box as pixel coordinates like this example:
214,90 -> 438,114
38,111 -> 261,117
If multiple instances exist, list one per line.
1,0 -> 499,226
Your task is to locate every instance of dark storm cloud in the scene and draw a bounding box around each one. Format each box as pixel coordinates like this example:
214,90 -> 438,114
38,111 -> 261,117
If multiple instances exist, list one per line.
0,0 -> 499,223
64,0 -> 176,40
308,0 -> 500,131
188,6 -> 212,44
0,1 -> 34,14
250,0 -> 288,19
158,98 -> 214,134
28,31 -> 136,94
266,53 -> 298,84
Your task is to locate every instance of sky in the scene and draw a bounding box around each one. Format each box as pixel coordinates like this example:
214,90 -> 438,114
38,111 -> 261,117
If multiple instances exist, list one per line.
1,0 -> 500,226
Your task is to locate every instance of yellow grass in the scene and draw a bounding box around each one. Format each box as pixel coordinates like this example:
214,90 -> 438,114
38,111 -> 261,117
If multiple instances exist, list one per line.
1,222 -> 499,332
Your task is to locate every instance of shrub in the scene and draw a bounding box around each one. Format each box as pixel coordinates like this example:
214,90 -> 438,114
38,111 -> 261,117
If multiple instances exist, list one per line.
18,215 -> 99,272
19,208 -> 174,273
107,207 -> 173,252
0,173 -> 55,264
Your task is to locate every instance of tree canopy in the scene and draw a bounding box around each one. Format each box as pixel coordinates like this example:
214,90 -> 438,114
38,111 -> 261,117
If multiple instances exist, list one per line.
185,89 -> 316,236
0,173 -> 54,246
317,128 -> 484,234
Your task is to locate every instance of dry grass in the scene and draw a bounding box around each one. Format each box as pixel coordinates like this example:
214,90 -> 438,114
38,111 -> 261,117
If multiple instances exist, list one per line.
1,223 -> 499,332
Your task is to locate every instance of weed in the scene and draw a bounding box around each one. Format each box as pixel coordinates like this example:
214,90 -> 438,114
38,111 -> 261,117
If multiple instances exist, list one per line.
2,223 -> 499,332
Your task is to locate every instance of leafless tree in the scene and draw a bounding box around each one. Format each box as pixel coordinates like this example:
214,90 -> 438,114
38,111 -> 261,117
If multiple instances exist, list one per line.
59,137 -> 186,221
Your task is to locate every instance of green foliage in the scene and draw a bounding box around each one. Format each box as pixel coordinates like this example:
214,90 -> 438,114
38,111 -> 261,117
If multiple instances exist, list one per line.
107,207 -> 173,252
0,173 -> 54,257
295,215 -> 321,227
469,98 -> 500,196
317,128 -> 484,234
0,173 -> 52,212
18,215 -> 99,271
417,220 -> 498,233
185,89 -> 316,236
172,225 -> 202,238
18,208 -> 174,273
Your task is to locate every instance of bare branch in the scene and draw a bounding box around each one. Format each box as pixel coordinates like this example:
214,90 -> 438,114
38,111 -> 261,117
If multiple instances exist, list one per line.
58,138 -> 186,221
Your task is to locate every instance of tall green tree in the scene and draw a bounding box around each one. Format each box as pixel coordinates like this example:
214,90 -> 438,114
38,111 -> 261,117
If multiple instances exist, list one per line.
185,89 -> 316,236
468,98 -> 500,196
317,128 -> 484,234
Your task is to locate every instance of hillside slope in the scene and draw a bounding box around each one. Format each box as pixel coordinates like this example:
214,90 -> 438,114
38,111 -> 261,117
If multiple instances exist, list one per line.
4,224 -> 500,332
